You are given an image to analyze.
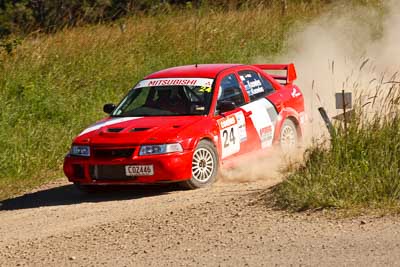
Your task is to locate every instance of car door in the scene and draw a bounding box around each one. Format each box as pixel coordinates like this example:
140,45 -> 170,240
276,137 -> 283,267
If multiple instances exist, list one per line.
213,72 -> 253,159
237,69 -> 279,149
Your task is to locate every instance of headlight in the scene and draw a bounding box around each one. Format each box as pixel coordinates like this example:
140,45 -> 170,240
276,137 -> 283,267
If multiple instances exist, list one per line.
70,145 -> 90,157
139,143 -> 183,156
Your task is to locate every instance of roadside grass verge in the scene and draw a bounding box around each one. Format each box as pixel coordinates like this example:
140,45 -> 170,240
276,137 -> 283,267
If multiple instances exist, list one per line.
272,79 -> 400,212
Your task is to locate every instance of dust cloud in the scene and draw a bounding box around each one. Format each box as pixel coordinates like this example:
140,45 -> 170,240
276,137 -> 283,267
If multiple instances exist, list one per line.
218,148 -> 296,185
220,0 -> 400,184
279,0 -> 400,138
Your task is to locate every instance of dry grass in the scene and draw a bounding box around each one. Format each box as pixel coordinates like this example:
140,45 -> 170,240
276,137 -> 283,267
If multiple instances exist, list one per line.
273,70 -> 400,212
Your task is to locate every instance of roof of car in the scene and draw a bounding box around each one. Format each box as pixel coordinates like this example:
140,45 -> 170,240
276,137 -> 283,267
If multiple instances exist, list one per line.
145,64 -> 242,79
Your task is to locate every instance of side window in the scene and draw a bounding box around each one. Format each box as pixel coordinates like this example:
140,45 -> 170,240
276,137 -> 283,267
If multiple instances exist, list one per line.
238,70 -> 274,101
217,74 -> 245,107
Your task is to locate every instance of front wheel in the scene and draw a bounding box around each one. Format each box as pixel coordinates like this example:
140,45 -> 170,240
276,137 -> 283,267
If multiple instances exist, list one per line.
180,140 -> 218,189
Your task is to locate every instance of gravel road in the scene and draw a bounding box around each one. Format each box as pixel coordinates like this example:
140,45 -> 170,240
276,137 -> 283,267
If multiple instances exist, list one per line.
1,178 -> 400,266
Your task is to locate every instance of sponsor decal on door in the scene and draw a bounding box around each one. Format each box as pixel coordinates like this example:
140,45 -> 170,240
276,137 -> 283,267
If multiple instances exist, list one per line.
242,98 -> 277,148
217,111 -> 246,159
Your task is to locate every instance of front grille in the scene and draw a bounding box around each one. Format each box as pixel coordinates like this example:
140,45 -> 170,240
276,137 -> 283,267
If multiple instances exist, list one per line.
93,148 -> 135,159
90,165 -> 135,180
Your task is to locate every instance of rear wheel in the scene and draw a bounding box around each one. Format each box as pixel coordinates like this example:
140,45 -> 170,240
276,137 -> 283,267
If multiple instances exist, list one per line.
180,140 -> 218,189
280,119 -> 298,152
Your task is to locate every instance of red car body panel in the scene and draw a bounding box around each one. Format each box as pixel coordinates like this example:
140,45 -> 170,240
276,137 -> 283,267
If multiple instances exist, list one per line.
145,64 -> 241,79
64,63 -> 305,185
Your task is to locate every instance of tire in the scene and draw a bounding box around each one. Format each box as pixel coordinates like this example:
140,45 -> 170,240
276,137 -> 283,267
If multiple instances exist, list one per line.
180,140 -> 219,189
279,119 -> 298,152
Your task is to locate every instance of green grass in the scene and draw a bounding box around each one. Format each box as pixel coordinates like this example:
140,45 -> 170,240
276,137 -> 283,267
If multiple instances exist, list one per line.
0,3 -> 326,200
273,81 -> 400,212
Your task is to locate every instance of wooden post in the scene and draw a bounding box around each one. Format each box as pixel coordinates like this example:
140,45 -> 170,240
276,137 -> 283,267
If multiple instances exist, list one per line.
318,107 -> 336,139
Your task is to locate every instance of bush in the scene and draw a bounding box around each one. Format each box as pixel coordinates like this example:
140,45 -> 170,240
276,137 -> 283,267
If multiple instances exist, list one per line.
0,0 -> 337,38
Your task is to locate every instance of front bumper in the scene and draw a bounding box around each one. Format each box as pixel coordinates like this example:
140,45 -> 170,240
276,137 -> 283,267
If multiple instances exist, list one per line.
63,148 -> 193,185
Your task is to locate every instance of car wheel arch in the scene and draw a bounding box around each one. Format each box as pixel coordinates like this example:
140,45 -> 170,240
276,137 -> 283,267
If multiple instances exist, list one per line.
274,109 -> 302,142
195,137 -> 218,152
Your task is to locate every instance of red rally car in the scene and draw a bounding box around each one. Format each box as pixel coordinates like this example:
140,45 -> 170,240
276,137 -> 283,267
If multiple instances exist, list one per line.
64,64 -> 305,191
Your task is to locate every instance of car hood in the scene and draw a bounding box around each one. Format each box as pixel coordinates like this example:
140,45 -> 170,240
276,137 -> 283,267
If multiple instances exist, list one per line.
73,116 -> 204,146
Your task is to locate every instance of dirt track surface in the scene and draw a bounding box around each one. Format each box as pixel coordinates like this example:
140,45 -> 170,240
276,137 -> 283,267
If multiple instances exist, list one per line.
1,179 -> 400,266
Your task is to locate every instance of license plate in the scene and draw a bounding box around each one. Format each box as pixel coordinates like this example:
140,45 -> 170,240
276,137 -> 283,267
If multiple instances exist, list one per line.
125,165 -> 154,176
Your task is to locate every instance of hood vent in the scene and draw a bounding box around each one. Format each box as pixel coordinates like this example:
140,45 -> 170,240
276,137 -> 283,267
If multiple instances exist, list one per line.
130,127 -> 151,132
107,128 -> 124,133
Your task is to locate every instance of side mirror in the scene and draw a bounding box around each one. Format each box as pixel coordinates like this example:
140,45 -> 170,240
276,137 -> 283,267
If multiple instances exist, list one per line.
103,103 -> 116,114
217,100 -> 236,113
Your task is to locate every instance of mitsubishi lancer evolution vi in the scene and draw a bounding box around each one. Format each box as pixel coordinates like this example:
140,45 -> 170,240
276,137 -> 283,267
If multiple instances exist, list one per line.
63,64 -> 305,191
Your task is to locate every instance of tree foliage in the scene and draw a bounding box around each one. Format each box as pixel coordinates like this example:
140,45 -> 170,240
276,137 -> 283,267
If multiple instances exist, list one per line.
0,0 -> 328,38
0,0 -> 168,38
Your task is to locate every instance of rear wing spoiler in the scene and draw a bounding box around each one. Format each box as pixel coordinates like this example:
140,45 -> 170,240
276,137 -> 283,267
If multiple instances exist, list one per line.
252,63 -> 297,85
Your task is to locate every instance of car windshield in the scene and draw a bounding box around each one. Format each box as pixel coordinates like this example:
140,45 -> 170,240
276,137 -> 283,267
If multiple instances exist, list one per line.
112,78 -> 214,117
